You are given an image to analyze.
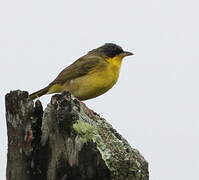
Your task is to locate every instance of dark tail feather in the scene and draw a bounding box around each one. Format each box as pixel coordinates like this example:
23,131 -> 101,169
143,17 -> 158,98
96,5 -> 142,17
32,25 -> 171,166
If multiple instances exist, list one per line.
28,86 -> 50,100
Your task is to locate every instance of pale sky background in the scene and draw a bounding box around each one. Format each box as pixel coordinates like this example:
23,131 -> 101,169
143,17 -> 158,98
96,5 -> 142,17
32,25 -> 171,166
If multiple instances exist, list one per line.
0,0 -> 199,179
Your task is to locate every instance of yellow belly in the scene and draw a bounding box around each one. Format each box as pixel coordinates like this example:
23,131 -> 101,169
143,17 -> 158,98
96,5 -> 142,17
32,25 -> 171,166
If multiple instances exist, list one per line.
48,56 -> 123,100
69,70 -> 118,100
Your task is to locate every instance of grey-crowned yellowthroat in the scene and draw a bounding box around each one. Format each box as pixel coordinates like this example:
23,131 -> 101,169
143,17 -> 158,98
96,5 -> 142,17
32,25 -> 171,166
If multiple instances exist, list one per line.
29,43 -> 134,100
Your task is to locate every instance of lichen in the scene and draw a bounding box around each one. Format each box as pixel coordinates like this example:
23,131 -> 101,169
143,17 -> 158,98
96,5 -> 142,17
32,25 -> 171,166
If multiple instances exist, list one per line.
73,120 -> 97,143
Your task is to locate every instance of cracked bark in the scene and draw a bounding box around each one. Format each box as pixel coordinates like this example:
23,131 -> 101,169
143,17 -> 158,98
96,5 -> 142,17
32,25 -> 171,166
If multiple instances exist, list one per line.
5,90 -> 149,180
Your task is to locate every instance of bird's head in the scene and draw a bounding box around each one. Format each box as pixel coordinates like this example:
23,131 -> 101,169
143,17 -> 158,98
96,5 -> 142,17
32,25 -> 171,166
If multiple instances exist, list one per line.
89,43 -> 134,59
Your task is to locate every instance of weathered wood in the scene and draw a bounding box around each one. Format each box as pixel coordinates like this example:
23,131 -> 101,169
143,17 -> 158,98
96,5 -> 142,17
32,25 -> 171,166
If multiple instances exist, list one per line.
5,90 -> 149,180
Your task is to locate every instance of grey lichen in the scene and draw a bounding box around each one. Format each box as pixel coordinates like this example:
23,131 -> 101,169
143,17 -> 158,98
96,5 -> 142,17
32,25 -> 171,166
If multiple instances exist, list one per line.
72,101 -> 149,180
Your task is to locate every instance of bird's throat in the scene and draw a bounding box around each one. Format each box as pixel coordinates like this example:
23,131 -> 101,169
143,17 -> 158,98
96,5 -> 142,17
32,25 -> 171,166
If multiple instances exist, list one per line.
106,56 -> 123,69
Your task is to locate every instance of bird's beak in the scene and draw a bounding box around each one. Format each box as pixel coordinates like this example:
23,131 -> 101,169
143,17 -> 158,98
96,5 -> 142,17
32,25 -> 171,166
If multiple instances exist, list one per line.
120,51 -> 134,57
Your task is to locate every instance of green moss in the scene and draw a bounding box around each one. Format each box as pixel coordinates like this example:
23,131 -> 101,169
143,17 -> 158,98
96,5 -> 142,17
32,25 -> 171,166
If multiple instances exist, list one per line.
73,121 -> 97,143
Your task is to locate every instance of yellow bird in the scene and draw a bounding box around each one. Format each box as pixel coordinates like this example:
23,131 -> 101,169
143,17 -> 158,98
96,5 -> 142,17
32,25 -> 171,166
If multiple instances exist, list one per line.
29,43 -> 134,100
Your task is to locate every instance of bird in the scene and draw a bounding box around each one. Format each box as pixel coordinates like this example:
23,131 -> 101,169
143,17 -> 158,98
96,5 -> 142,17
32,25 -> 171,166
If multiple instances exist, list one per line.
29,43 -> 134,101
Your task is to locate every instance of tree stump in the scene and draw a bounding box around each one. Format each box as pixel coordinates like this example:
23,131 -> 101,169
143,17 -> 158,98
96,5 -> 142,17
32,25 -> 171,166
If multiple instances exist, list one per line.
5,90 -> 149,180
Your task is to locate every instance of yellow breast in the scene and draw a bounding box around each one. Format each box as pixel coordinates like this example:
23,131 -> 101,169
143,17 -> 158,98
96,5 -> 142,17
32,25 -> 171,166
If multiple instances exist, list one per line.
70,56 -> 123,100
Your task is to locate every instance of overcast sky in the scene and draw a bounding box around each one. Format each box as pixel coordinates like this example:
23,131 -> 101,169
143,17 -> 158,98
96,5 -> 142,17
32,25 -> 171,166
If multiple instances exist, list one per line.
1,0 -> 199,179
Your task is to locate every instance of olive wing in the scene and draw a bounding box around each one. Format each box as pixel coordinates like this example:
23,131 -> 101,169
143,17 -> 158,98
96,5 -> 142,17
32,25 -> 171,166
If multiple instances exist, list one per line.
49,55 -> 105,85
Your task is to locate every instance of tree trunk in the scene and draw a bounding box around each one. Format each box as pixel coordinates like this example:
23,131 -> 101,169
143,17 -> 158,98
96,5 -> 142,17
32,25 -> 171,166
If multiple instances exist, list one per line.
5,90 -> 149,180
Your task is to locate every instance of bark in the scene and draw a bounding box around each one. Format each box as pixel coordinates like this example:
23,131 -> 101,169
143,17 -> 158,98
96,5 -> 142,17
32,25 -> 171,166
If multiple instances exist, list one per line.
5,90 -> 149,180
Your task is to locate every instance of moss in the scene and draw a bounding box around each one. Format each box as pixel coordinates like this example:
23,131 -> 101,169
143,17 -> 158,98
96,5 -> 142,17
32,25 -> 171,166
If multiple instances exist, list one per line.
73,121 -> 97,143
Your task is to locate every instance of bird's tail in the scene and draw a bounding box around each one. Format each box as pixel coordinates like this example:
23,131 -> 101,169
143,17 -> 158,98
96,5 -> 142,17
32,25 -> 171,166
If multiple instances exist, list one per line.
28,86 -> 50,100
